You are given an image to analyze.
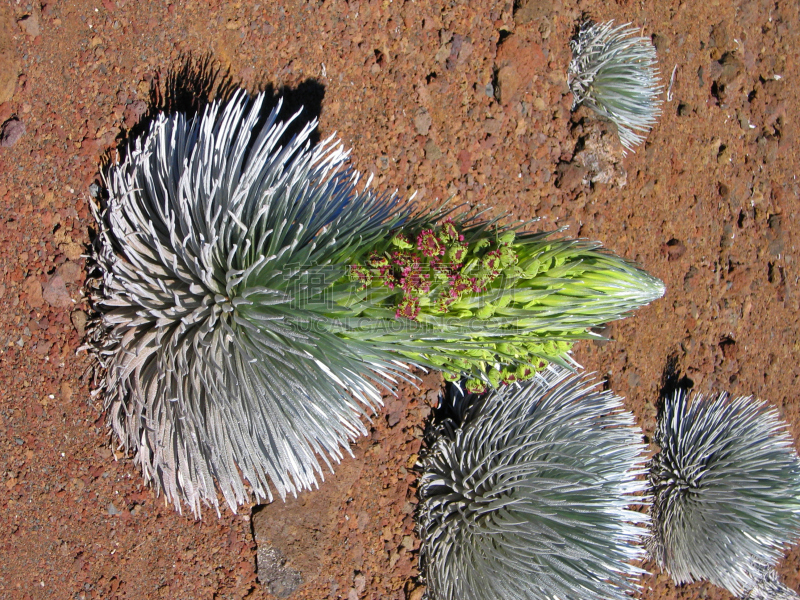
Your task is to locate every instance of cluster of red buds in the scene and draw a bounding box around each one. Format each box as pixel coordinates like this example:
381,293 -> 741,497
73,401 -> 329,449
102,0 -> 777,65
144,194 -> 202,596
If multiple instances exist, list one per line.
350,220 -> 519,325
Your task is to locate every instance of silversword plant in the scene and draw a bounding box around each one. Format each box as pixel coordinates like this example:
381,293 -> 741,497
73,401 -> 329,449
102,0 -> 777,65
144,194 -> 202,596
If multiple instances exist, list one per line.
90,90 -> 664,515
569,21 -> 662,152
417,367 -> 649,600
90,91 -> 419,516
649,390 -> 800,599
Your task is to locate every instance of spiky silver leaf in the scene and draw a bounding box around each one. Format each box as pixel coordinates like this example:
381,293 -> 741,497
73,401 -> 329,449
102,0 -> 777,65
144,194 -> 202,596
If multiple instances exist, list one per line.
744,565 -> 800,600
90,91 -> 415,516
649,390 -> 800,597
569,21 -> 662,152
417,367 -> 649,600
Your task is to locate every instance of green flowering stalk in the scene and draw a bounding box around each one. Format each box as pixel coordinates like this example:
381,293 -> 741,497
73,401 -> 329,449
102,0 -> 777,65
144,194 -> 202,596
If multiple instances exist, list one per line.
337,216 -> 665,393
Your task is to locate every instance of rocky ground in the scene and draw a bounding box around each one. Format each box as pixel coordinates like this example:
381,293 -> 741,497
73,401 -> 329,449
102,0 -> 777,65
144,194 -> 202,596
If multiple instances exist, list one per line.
0,0 -> 798,598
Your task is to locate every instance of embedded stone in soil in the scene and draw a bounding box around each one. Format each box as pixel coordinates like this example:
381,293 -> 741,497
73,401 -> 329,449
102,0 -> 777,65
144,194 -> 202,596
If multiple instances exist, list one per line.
255,546 -> 304,598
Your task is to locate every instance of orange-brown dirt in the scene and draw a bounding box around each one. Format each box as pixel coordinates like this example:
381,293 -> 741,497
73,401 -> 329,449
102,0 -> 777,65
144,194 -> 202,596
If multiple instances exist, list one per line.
0,0 -> 798,599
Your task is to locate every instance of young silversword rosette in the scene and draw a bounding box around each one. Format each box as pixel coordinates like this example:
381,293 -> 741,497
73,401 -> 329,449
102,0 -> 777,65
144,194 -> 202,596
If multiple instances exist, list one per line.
649,390 -> 800,599
90,89 -> 664,516
417,367 -> 650,600
569,20 -> 662,152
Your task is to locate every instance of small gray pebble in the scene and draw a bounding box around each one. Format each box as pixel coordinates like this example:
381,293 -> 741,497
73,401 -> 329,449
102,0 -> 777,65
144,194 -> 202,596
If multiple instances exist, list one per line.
0,118 -> 25,148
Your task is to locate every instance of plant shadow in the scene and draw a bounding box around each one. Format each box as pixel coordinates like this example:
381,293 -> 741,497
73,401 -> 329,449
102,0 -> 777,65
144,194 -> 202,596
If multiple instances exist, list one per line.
656,352 -> 694,414
98,52 -> 326,173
